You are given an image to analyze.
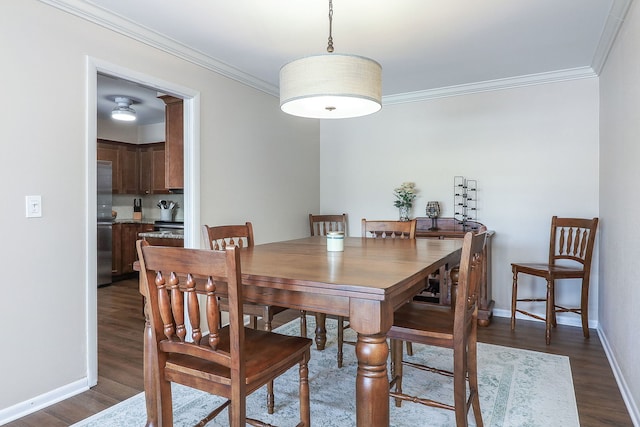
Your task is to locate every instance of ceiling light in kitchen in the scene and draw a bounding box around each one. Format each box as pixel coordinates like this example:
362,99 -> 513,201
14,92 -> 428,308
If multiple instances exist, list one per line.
111,96 -> 136,122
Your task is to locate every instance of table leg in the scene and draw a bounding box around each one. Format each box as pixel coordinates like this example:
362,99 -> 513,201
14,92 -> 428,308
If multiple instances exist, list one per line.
314,312 -> 327,350
355,333 -> 389,427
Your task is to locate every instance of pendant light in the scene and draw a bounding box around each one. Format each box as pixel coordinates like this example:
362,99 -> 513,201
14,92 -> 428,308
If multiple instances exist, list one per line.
279,0 -> 382,119
111,96 -> 136,122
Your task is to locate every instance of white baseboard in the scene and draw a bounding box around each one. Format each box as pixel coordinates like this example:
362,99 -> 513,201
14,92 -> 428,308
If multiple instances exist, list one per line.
0,378 -> 89,425
597,327 -> 640,427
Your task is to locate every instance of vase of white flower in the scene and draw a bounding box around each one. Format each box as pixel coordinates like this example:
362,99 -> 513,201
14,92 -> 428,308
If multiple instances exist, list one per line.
393,182 -> 417,222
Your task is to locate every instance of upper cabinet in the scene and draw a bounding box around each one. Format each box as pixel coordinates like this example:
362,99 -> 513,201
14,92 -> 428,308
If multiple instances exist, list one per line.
98,139 -> 137,194
139,143 -> 167,195
120,144 -> 139,194
98,139 -> 169,195
158,95 -> 184,190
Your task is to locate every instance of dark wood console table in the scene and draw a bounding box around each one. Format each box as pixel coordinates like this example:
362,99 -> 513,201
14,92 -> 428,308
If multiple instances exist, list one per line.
415,217 -> 495,326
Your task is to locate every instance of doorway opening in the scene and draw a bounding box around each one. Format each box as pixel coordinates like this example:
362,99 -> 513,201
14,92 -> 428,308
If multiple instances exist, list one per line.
87,57 -> 200,385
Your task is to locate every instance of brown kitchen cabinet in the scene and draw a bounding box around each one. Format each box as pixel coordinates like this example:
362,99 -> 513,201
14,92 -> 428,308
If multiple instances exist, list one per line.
113,222 -> 154,277
98,139 -> 169,195
119,144 -> 139,194
158,95 -> 183,190
97,139 -> 139,194
139,143 -> 168,194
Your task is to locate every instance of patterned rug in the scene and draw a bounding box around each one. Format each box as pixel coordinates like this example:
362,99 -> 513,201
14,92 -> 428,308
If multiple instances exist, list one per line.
74,317 -> 579,427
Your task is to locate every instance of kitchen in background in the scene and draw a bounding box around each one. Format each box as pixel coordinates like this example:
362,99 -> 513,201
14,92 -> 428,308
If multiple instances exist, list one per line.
97,73 -> 185,284
112,194 -> 184,222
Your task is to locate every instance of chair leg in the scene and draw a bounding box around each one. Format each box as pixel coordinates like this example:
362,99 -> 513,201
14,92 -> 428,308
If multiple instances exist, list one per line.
545,279 -> 553,345
581,281 -> 590,339
549,280 -> 558,328
406,342 -> 413,356
337,316 -> 345,368
229,384 -> 247,427
314,312 -> 327,350
469,323 -> 484,427
267,380 -> 275,414
299,352 -> 311,427
511,268 -> 518,331
300,310 -> 307,337
264,310 -> 275,414
390,339 -> 404,408
452,346 -> 469,427
159,377 -> 174,426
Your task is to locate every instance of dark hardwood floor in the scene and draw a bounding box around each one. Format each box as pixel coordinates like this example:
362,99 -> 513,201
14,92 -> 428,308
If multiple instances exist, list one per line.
6,278 -> 633,426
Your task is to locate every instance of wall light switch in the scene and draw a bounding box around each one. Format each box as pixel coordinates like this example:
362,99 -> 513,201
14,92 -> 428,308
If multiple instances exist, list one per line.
26,195 -> 42,218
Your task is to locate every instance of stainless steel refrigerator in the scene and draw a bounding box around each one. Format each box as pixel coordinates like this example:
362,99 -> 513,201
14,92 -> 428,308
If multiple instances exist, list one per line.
97,160 -> 112,286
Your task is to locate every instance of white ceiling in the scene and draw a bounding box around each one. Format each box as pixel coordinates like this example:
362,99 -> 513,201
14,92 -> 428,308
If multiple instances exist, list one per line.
97,74 -> 167,126
51,0 -> 630,125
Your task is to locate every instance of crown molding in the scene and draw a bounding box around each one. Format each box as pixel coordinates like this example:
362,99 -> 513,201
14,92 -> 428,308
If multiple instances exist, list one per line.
383,0 -> 633,105
38,0 -> 278,96
591,0 -> 633,74
40,0 -> 631,105
382,67 -> 597,105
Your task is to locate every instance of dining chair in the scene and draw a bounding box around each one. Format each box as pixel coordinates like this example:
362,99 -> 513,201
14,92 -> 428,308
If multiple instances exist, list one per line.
309,213 -> 348,353
388,231 -> 486,427
334,219 -> 416,368
136,241 -> 311,427
202,222 -> 309,413
511,216 -> 599,344
447,224 -> 488,308
202,222 -> 307,335
361,218 -> 416,239
309,213 -> 348,236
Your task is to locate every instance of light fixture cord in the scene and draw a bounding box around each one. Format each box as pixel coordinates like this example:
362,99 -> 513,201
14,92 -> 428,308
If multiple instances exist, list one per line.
327,0 -> 334,53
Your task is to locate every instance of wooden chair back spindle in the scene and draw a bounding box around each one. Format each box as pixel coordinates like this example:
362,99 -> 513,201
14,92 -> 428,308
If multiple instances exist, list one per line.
550,217 -> 597,267
202,222 -> 254,250
361,218 -> 416,239
138,240 -> 237,369
309,213 -> 348,236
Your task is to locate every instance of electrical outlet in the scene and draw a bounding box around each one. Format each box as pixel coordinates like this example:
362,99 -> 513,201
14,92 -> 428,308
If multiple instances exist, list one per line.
26,195 -> 42,218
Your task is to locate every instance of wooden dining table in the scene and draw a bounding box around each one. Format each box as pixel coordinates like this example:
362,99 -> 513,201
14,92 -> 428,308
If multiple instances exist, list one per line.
139,235 -> 463,427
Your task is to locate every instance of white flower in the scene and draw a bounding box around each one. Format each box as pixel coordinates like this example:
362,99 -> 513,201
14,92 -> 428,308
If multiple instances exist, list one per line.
393,182 -> 418,208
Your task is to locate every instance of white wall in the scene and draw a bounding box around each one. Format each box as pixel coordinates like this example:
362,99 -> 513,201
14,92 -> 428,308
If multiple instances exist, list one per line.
197,78 -> 320,245
599,0 -> 640,422
97,118 -> 138,143
320,79 -> 600,324
0,0 -> 318,419
97,119 -> 165,144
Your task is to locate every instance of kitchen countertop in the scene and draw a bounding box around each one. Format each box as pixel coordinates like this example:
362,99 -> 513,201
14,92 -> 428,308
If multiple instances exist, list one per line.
113,218 -> 155,224
138,230 -> 184,239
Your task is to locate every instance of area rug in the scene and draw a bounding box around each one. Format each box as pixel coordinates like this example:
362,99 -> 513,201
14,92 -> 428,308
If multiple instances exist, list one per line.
73,318 -> 579,427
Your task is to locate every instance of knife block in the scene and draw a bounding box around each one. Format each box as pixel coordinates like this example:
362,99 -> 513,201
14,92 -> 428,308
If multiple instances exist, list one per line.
133,212 -> 142,220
